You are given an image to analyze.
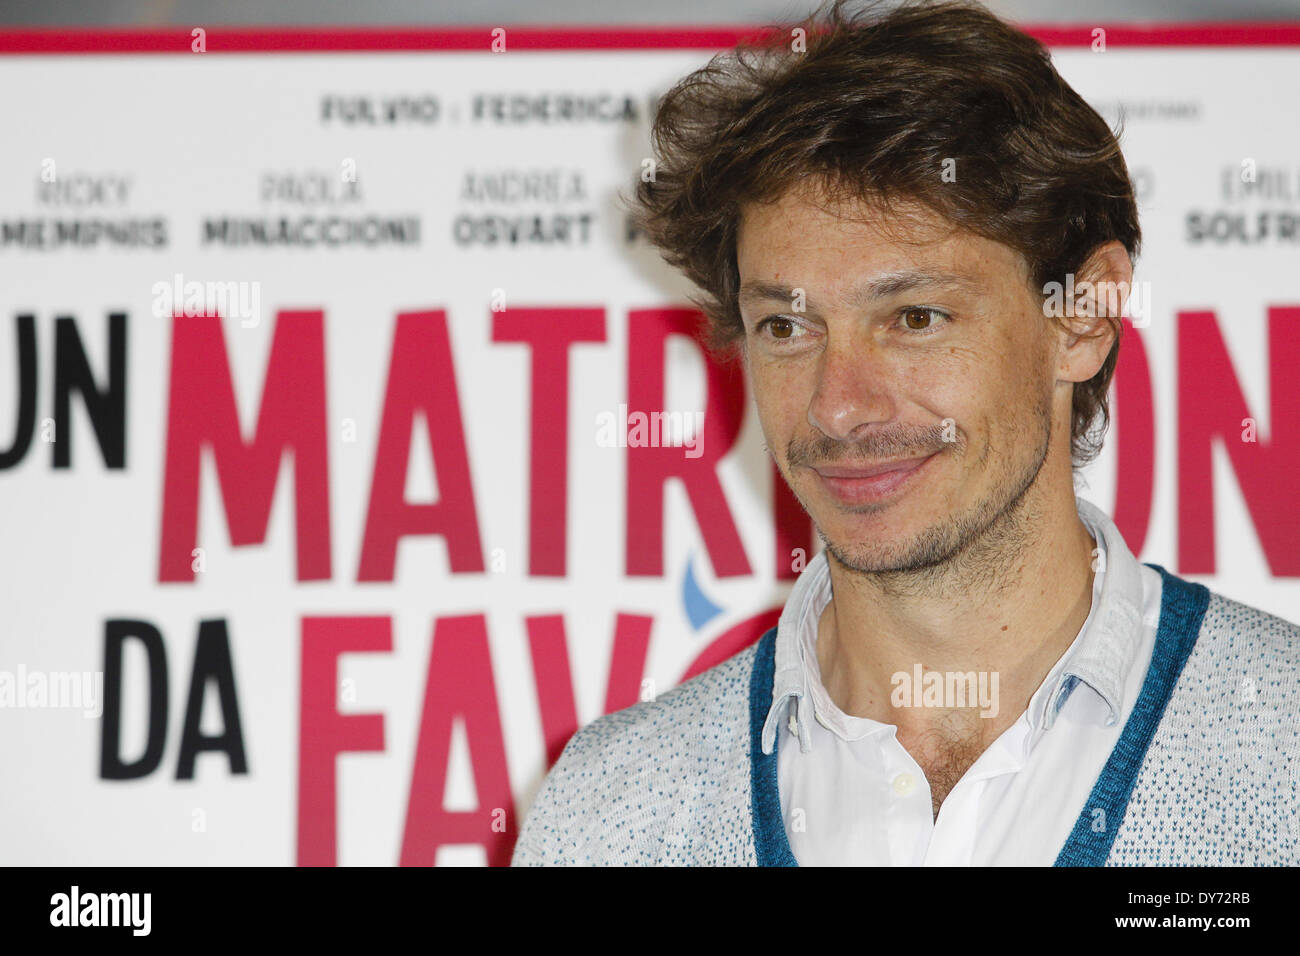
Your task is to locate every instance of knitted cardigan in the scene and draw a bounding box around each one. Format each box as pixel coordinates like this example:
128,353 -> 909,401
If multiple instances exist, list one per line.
512,564 -> 1300,866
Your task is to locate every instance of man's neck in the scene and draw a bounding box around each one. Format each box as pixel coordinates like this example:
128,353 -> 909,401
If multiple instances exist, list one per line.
816,489 -> 1098,756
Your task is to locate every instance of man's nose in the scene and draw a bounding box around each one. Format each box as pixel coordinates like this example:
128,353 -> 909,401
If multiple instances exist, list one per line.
807,335 -> 899,442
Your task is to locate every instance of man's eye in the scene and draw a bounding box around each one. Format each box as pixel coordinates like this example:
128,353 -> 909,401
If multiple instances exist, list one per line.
899,307 -> 949,333
757,316 -> 800,339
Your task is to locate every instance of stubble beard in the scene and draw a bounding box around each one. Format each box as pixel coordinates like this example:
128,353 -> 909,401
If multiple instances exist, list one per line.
788,392 -> 1055,601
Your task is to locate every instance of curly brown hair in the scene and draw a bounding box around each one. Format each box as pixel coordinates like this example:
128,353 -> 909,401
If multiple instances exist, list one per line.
626,0 -> 1141,468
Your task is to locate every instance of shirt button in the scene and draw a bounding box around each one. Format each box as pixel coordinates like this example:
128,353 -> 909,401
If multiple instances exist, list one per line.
892,773 -> 916,796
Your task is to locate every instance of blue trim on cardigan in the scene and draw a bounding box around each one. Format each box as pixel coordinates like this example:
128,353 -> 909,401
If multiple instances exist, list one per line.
1054,562 -> 1210,866
747,563 -> 1211,867
748,625 -> 799,866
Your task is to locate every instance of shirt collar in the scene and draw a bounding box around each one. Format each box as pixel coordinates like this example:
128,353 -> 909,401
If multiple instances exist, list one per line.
759,495 -> 1148,755
1034,495 -> 1146,732
760,547 -> 827,755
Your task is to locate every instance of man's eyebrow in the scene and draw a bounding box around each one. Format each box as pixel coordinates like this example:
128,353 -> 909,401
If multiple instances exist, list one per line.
737,270 -> 986,310
856,269 -> 986,303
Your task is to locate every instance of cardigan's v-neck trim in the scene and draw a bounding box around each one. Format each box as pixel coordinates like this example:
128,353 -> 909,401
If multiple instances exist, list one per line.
747,562 -> 1211,867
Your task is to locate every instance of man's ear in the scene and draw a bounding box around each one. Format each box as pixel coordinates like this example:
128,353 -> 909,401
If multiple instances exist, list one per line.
1058,240 -> 1132,382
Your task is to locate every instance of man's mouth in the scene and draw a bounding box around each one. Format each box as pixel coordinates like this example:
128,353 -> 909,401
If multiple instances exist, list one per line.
810,451 -> 938,505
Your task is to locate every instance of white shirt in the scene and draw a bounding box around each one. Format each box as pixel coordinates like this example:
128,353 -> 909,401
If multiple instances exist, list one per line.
763,496 -> 1163,865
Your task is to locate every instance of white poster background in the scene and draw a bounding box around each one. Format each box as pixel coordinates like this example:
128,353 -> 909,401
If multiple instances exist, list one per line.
0,38 -> 1297,864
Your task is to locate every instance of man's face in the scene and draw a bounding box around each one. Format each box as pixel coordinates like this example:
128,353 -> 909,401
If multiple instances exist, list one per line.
736,184 -> 1066,576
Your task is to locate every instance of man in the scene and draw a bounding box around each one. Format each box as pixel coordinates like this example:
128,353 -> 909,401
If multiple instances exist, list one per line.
512,0 -> 1300,865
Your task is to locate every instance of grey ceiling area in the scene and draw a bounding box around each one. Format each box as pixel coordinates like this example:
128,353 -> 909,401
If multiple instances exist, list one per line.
1,0 -> 1297,26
